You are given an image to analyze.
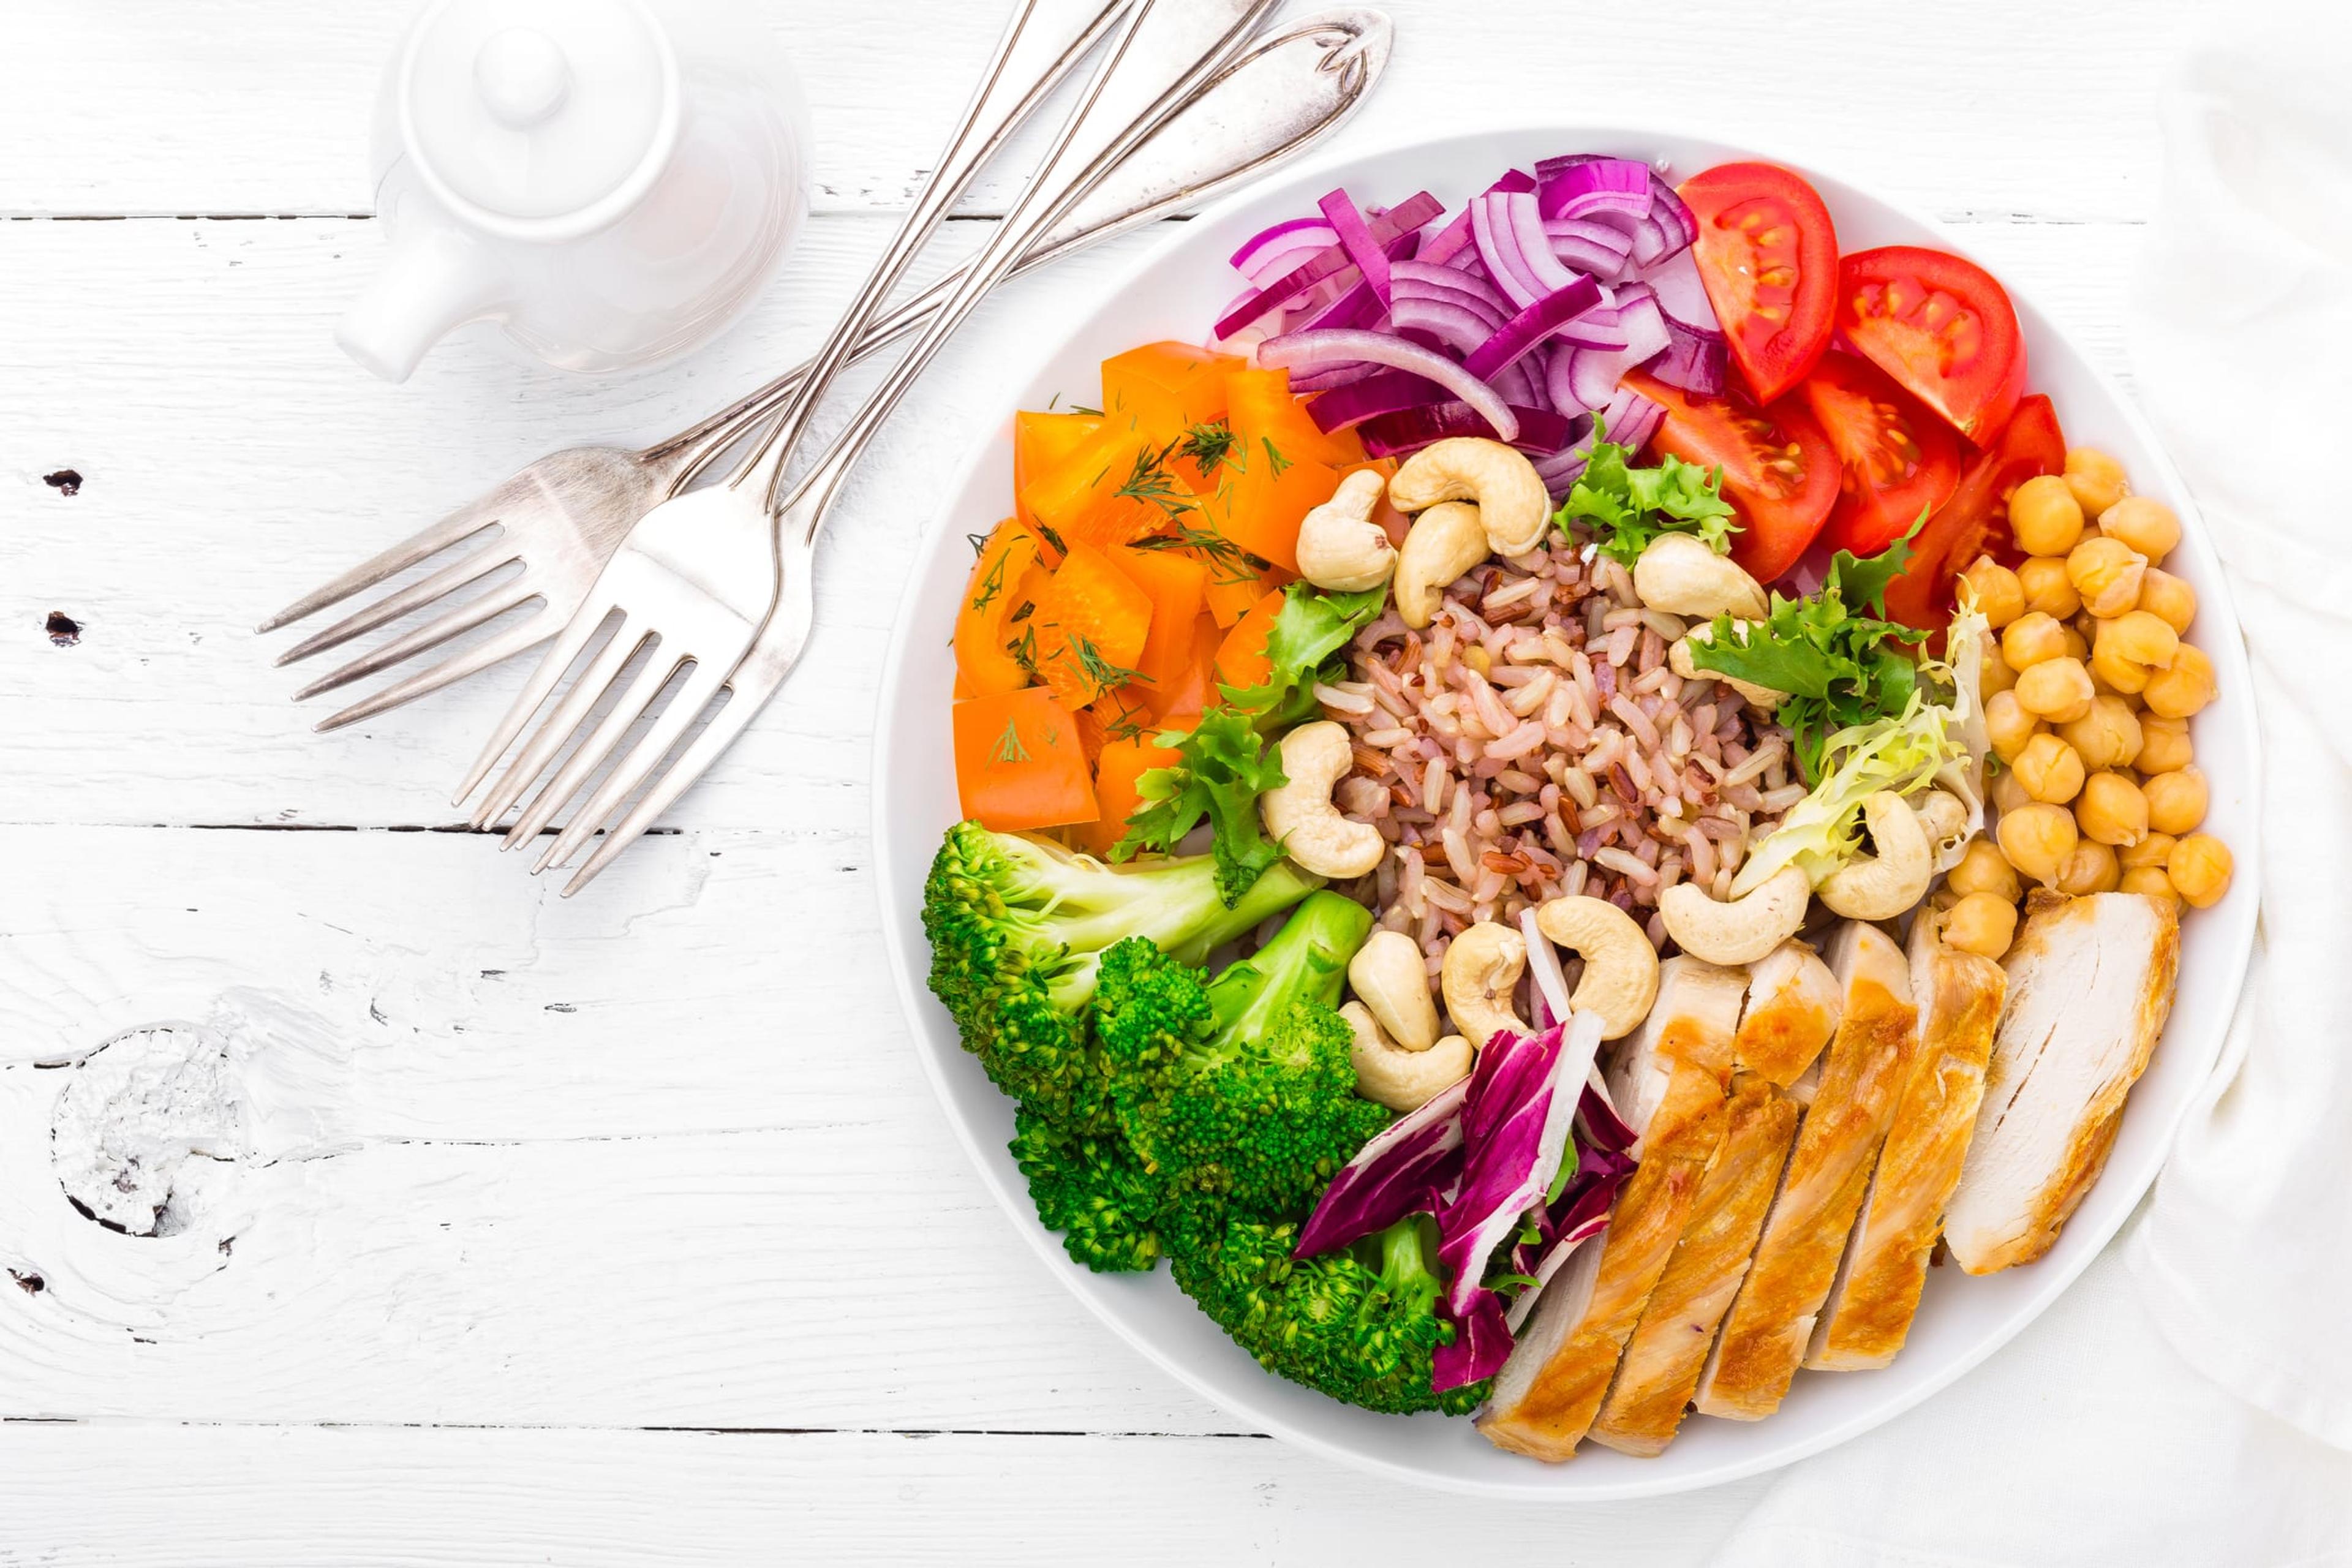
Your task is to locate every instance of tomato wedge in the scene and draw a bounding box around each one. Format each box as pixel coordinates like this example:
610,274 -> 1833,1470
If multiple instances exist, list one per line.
1678,162 -> 1840,404
1838,246 -> 2027,447
1883,394 -> 2065,630
1798,352 -> 1964,557
1624,369 -> 1841,584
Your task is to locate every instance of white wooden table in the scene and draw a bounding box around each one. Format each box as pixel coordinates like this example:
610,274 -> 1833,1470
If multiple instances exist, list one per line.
0,2 -> 2203,1560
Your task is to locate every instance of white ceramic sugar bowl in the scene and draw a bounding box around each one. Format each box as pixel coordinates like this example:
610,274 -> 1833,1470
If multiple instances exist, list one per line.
339,0 -> 810,381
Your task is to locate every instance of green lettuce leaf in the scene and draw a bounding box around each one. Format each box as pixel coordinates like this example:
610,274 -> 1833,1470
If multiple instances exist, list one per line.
1114,706 -> 1290,906
1555,433 -> 1740,567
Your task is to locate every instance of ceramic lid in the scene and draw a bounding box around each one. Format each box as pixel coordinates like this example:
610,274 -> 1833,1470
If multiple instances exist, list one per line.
399,0 -> 681,239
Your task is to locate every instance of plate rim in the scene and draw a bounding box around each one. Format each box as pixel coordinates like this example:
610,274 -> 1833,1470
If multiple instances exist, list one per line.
870,117 -> 2262,1499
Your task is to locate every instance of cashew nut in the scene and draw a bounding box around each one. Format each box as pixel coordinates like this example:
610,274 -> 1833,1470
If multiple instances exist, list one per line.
1669,619 -> 1784,709
1633,533 -> 1769,620
1259,721 -> 1384,879
1912,788 -> 1970,859
1389,437 -> 1551,557
1819,790 -> 1934,920
1343,1003 -> 1474,1112
1347,929 -> 1440,1050
1441,920 -> 1529,1050
1660,864 -> 1811,966
1294,469 -> 1396,593
1534,896 -> 1661,1040
1393,500 -> 1488,629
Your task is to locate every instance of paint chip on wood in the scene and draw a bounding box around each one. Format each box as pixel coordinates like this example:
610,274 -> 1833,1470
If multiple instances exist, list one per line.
46,612 -> 81,646
42,469 -> 81,496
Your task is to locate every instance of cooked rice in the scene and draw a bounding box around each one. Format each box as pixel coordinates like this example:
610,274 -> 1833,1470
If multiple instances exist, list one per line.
1322,529 -> 1795,974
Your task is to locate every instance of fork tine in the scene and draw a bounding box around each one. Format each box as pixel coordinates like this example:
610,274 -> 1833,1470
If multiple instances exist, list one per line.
499,646 -> 690,850
291,579 -> 540,702
311,614 -> 557,733
469,622 -> 648,827
456,597 -> 631,808
257,492 -> 505,635
531,657 -> 734,873
274,546 -> 519,668
557,682 -> 766,896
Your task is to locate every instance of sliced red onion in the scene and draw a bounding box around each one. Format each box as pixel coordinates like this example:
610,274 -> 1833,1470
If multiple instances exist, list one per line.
1215,191 -> 1442,341
1264,329 -> 1519,442
1537,157 -> 1652,224
1470,191 -> 1545,309
1318,188 -> 1392,306
1387,295 -> 1497,359
1360,402 -> 1572,458
1390,258 -> 1510,318
1545,216 -> 1635,281
1550,292 -> 1671,413
1300,368 -> 1449,434
1459,276 -> 1605,383
1231,217 -> 1336,279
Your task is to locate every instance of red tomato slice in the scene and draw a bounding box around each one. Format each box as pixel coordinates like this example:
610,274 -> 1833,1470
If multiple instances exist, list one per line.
1624,369 -> 1841,585
1884,394 -> 2065,630
1838,246 -> 2027,447
1798,352 -> 1964,557
1678,162 -> 1840,404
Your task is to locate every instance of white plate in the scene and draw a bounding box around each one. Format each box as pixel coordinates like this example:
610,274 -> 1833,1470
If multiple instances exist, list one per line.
873,126 -> 2260,1498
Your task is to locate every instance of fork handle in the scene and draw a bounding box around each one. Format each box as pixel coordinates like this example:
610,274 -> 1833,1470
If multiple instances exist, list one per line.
715,0 -> 1134,505
777,0 -> 1278,543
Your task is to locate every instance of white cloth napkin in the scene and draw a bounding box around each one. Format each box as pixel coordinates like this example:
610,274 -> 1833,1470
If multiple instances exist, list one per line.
1698,4 -> 2352,1561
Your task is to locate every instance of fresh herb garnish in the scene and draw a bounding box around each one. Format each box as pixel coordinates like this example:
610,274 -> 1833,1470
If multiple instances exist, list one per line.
1134,523 -> 1272,586
1687,516 -> 1932,783
967,548 -> 1011,614
989,718 -> 1030,765
1554,423 -> 1740,566
1178,420 -> 1240,474
1070,635 -> 1151,694
1112,442 -> 1197,519
1261,436 -> 1293,478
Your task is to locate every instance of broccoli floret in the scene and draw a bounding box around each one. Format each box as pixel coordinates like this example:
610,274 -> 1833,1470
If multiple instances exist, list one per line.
1169,1213 -> 1486,1417
1096,892 -> 1392,1221
923,823 -> 1321,1121
1011,1104 -> 1166,1273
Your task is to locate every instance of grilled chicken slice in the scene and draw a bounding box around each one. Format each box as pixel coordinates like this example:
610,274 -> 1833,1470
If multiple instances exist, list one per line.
1588,1072 -> 1800,1455
1733,939 -> 1842,1087
1696,921 -> 1918,1419
1478,957 -> 1744,1462
1806,911 -> 2007,1370
1943,892 -> 2180,1273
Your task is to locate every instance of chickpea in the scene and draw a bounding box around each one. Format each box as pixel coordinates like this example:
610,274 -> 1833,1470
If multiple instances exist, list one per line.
1949,835 -> 2022,903
2010,474 -> 2086,556
2137,713 -> 2193,774
1981,643 -> 2018,698
2017,556 -> 2082,619
2144,643 -> 2216,719
2090,611 -> 2180,696
2064,447 -> 2129,518
2099,496 -> 2182,564
2060,625 -> 2090,662
1959,555 -> 2026,628
2060,695 -> 2143,771
2015,655 -> 2095,723
2143,766 -> 2208,835
2076,771 -> 2150,848
2067,535 -> 2148,619
1998,801 -> 2079,886
2122,832 -> 2177,870
1943,892 -> 2020,960
2001,611 -> 2068,671
1991,767 -> 2032,816
2138,568 -> 2196,634
2013,733 -> 2087,804
1986,688 -> 2042,764
2119,865 -> 2182,908
2057,840 -> 2122,896
2167,834 -> 2234,908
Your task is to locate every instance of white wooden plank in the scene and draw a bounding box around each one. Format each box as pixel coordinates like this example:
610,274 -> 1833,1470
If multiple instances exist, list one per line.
0,213 -> 2141,831
4,0 -> 2199,222
0,1422 -> 1765,1566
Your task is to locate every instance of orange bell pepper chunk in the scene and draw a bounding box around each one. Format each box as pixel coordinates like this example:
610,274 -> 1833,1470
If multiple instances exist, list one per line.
952,519 -> 1053,698
953,687 -> 1098,832
1213,586 -> 1289,695
1102,342 -> 1242,437
1338,456 -> 1408,546
1200,447 -> 1336,575
1202,554 -> 1291,627
1075,733 -> 1182,856
1032,541 -> 1154,709
1226,366 -> 1366,470
1014,412 -> 1100,535
1149,612 -> 1226,723
1107,541 -> 1207,697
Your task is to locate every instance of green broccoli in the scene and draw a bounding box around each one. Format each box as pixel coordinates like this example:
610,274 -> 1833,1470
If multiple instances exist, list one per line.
1169,1212 -> 1486,1417
922,823 -> 1321,1124
1010,1104 -> 1166,1273
1095,891 -> 1392,1221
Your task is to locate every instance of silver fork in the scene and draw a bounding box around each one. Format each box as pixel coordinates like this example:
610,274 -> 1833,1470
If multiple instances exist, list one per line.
483,0 -> 1280,891
258,7 -> 1393,734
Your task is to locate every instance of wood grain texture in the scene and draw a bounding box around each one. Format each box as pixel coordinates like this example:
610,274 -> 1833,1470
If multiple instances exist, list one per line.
0,0 -> 2206,1557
